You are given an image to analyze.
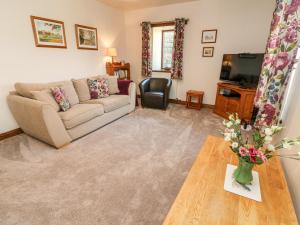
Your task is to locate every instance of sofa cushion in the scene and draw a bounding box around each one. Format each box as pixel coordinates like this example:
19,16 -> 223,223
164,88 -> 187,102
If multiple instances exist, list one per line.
72,78 -> 91,102
15,80 -> 73,99
59,104 -> 104,129
87,78 -> 109,99
61,84 -> 79,106
84,95 -> 130,113
31,89 -> 60,112
106,76 -> 119,94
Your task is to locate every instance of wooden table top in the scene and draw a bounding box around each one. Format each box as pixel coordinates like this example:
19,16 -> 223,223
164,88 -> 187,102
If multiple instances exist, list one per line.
162,136 -> 298,225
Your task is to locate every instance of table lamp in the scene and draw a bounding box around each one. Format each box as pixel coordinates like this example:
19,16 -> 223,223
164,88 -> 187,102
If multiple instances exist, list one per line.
106,48 -> 118,63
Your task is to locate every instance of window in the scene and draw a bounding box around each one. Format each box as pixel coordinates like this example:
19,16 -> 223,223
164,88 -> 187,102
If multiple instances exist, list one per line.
152,25 -> 175,72
162,30 -> 175,70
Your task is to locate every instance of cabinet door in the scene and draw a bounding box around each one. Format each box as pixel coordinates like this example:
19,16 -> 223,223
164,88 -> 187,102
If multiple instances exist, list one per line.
214,95 -> 228,116
227,98 -> 239,114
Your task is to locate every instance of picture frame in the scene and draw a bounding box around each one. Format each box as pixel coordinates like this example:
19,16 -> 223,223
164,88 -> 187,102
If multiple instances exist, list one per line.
30,16 -> 67,48
202,47 -> 214,57
75,24 -> 98,50
201,29 -> 218,44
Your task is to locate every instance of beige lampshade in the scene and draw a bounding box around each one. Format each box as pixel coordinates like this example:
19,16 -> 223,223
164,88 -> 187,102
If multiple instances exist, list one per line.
106,48 -> 118,57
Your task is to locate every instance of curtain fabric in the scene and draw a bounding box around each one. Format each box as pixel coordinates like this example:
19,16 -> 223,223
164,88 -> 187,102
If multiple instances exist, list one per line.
141,22 -> 152,77
171,18 -> 187,80
254,0 -> 300,125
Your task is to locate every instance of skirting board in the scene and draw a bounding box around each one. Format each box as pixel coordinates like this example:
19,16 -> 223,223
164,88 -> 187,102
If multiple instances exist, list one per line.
0,128 -> 23,141
169,99 -> 215,109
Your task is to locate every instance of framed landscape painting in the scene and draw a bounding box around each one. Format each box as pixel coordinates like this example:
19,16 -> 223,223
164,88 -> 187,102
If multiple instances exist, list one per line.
30,16 -> 67,48
202,47 -> 214,57
201,29 -> 218,44
75,24 -> 98,50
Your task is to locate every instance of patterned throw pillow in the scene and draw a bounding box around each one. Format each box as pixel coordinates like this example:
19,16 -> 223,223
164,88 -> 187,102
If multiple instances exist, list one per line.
51,87 -> 71,112
87,78 -> 109,99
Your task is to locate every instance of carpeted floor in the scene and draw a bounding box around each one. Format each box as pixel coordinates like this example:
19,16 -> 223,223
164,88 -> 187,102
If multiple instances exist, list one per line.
0,104 -> 223,225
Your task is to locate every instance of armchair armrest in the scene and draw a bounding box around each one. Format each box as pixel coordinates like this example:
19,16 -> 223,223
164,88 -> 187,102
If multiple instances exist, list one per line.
7,95 -> 71,148
139,79 -> 150,95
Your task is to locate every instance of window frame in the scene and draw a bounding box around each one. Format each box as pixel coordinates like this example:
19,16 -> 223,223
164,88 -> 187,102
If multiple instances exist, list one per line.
161,29 -> 175,72
151,21 -> 175,73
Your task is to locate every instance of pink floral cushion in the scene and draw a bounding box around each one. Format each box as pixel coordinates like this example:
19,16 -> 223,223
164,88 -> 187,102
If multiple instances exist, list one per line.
51,87 -> 71,112
87,78 -> 109,99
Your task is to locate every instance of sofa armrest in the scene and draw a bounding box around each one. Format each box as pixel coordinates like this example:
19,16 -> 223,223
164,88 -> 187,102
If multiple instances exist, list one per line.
128,82 -> 136,112
7,95 -> 71,148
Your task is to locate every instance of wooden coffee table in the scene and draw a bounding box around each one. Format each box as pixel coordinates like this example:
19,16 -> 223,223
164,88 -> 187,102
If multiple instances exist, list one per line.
162,136 -> 298,225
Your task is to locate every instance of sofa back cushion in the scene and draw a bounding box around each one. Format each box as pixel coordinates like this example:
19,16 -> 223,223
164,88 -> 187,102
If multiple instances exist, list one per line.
61,84 -> 79,106
15,80 -> 74,99
31,89 -> 60,112
72,78 -> 91,102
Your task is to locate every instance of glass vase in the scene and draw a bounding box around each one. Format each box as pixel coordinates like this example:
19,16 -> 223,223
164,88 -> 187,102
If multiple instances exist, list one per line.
233,157 -> 254,185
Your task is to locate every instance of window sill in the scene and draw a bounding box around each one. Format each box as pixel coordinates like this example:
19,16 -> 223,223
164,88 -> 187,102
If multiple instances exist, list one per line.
152,70 -> 171,73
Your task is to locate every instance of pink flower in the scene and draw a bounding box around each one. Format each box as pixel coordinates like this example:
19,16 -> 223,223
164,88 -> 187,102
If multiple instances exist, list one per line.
239,147 -> 248,156
285,28 -> 297,43
258,151 -> 268,163
268,37 -> 280,49
271,14 -> 280,31
248,147 -> 258,163
262,104 -> 276,125
274,52 -> 290,71
285,0 -> 300,17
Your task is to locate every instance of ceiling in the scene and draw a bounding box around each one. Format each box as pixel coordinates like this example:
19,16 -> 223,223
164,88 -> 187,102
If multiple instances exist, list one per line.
98,0 -> 200,11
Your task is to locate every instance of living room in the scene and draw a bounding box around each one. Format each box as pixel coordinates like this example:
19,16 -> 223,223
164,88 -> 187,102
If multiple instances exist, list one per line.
1,0 -> 300,224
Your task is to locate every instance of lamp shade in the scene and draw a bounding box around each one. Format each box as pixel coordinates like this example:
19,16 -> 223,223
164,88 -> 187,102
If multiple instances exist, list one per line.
106,48 -> 118,57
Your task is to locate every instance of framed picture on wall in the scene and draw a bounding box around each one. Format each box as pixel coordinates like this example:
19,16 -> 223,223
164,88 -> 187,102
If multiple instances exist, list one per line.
75,24 -> 98,50
201,29 -> 218,43
30,16 -> 67,48
202,47 -> 214,57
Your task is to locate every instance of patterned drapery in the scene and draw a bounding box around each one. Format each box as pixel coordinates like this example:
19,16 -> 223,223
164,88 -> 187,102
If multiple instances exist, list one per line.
254,0 -> 300,125
141,22 -> 152,77
171,18 -> 187,80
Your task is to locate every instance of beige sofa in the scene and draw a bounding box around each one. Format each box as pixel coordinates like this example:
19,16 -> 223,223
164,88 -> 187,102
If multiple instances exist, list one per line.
7,76 -> 136,148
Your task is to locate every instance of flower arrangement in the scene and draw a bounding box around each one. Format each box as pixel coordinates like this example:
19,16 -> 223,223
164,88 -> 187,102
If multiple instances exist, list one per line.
222,113 -> 300,185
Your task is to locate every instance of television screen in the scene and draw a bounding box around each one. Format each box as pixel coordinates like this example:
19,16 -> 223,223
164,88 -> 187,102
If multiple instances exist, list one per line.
220,53 -> 264,87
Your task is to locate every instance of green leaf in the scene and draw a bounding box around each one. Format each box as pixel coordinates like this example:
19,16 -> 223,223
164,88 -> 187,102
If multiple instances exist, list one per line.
280,44 -> 285,52
286,42 -> 297,52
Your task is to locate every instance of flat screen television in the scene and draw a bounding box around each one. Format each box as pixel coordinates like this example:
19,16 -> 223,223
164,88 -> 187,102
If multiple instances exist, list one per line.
220,53 -> 264,87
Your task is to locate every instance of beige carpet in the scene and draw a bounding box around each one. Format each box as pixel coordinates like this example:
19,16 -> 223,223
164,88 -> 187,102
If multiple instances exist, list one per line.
0,104 -> 223,225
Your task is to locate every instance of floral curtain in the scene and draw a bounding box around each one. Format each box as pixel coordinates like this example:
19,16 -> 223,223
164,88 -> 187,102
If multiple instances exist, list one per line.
254,0 -> 300,125
171,18 -> 187,80
141,22 -> 152,77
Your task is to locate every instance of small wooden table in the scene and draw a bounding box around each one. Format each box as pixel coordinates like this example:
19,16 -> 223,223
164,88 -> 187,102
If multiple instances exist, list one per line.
162,136 -> 298,225
186,90 -> 204,110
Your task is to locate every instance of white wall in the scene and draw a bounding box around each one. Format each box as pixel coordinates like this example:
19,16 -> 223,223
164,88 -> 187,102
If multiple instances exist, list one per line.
124,0 -> 275,102
0,0 -> 126,133
280,63 -> 300,221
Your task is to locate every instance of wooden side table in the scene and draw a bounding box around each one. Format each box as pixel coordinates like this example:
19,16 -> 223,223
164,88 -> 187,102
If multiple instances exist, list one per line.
186,90 -> 204,110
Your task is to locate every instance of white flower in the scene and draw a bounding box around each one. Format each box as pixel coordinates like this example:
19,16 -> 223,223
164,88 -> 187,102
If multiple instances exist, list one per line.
231,133 -> 237,138
226,121 -> 233,128
231,142 -> 239,149
229,115 -> 234,120
267,144 -> 275,151
282,142 -> 292,149
235,119 -> 241,125
224,135 -> 231,142
223,120 -> 227,126
264,128 -> 273,136
264,135 -> 273,144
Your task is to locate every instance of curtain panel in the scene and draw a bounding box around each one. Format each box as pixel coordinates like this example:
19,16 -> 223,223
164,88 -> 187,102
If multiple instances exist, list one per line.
254,0 -> 300,125
171,18 -> 187,80
141,22 -> 152,77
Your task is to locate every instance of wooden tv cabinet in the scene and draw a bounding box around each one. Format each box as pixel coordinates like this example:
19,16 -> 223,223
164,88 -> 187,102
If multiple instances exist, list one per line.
214,82 -> 257,122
